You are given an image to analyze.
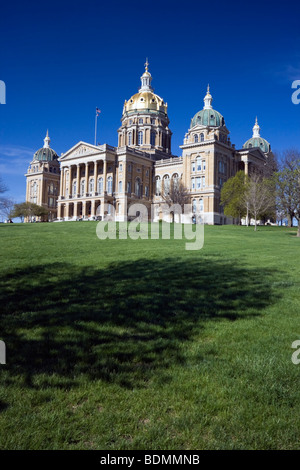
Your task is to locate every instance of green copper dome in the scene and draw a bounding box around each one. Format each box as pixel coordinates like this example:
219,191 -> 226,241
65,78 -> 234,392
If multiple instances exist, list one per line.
33,147 -> 58,162
191,108 -> 225,128
243,137 -> 270,153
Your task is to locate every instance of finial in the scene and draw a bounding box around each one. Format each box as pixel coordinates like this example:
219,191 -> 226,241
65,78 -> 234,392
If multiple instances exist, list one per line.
207,84 -> 210,93
144,58 -> 149,72
43,130 -> 50,148
255,116 -> 258,125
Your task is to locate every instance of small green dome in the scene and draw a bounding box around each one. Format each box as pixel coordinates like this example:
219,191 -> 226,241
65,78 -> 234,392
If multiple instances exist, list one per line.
243,137 -> 270,153
191,108 -> 225,128
33,147 -> 58,162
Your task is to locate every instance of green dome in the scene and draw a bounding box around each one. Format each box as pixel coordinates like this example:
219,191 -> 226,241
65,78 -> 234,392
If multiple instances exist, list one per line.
191,108 -> 225,128
243,137 -> 270,153
33,147 -> 58,162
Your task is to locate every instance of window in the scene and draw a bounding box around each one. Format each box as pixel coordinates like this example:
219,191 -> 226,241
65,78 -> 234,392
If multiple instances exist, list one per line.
81,180 -> 85,196
199,199 -> 204,212
73,181 -> 77,196
129,119 -> 133,125
107,176 -> 113,194
151,118 -> 155,124
128,164 -> 132,173
49,167 -> 52,173
194,134 -> 198,143
146,169 -> 149,177
138,131 -> 143,145
202,176 -> 205,188
155,176 -> 161,196
139,118 -> 143,124
172,173 -> 179,189
197,157 -> 201,171
128,132 -> 132,145
200,133 -> 204,142
127,181 -> 131,193
203,160 -> 206,171
163,175 -> 170,195
119,163 -> 123,171
192,199 -> 197,213
119,181 -> 123,193
89,178 -> 94,193
150,131 -> 156,146
135,177 -> 142,197
145,185 -> 149,197
191,178 -> 195,190
196,177 -> 201,190
191,161 -> 195,172
98,177 -> 103,194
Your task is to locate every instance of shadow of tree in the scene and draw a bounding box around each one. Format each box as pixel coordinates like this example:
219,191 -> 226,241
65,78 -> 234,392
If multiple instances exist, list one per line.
0,257 -> 279,389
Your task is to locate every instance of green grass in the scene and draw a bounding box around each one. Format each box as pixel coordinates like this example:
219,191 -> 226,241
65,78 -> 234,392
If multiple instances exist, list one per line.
0,221 -> 300,449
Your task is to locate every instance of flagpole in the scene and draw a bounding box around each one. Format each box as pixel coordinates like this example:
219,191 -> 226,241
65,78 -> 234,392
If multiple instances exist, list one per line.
94,113 -> 97,146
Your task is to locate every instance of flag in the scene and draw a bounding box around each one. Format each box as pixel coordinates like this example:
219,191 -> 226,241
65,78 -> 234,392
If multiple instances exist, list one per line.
96,107 -> 101,116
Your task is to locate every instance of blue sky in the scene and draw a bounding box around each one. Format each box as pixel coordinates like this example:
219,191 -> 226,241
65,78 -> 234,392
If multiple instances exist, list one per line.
1,0 -> 300,204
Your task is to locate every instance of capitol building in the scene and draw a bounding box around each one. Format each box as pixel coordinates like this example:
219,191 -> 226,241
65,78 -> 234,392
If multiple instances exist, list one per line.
25,62 -> 272,224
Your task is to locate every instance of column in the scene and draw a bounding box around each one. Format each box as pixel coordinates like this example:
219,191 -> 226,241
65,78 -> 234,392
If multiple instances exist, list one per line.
65,202 -> 69,220
60,167 -> 64,197
91,199 -> 95,217
85,162 -> 89,195
94,161 -> 98,193
245,161 -> 249,175
74,201 -> 78,219
57,203 -> 61,219
82,201 -> 86,217
76,164 -> 80,196
103,160 -> 107,192
68,166 -> 72,198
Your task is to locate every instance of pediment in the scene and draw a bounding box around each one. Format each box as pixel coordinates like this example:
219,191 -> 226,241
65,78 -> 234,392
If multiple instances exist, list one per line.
59,142 -> 100,161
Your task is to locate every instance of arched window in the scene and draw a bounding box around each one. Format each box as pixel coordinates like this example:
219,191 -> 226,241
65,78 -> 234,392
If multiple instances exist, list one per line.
135,177 -> 142,197
98,177 -> 103,194
81,180 -> 85,196
89,178 -> 94,193
192,199 -> 197,213
107,176 -> 113,194
150,131 -> 156,146
194,134 -> 198,143
199,199 -> 204,212
249,143 -> 252,148
172,173 -> 179,189
200,133 -> 204,142
163,175 -> 170,195
118,180 -> 123,193
73,181 -> 77,196
138,131 -> 143,145
155,176 -> 161,196
128,132 -> 132,146
197,157 -> 201,171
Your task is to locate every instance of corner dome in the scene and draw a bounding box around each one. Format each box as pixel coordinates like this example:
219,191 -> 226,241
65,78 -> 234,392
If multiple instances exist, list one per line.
190,85 -> 225,128
243,137 -> 270,153
243,118 -> 271,153
191,108 -> 225,128
34,147 -> 58,162
33,131 -> 58,161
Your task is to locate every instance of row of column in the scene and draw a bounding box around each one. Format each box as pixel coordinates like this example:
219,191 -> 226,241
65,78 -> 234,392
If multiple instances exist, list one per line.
60,160 -> 108,198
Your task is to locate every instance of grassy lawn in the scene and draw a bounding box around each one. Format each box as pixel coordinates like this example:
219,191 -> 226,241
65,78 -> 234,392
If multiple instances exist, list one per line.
0,221 -> 299,450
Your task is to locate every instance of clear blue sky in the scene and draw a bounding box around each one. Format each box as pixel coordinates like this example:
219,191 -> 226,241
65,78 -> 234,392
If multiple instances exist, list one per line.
1,0 -> 300,203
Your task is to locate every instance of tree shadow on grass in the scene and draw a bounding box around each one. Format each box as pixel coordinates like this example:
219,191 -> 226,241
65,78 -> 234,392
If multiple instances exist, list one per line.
0,257 -> 280,389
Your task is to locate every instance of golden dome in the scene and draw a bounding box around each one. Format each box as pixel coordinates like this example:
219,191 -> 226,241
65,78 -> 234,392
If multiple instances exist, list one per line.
123,91 -> 168,115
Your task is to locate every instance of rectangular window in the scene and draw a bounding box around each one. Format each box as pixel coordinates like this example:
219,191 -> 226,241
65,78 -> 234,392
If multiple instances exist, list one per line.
119,181 -> 123,193
191,162 -> 195,172
127,181 -> 131,193
145,185 -> 149,197
191,178 -> 195,190
197,158 -> 201,171
203,160 -> 206,171
128,164 -> 132,173
202,176 -> 205,188
196,177 -> 201,190
119,163 -> 123,172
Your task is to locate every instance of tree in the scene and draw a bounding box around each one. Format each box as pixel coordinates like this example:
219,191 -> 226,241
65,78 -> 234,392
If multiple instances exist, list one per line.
0,198 -> 15,220
10,202 -> 49,222
276,149 -> 300,228
244,173 -> 275,231
162,179 -> 190,207
220,171 -> 248,224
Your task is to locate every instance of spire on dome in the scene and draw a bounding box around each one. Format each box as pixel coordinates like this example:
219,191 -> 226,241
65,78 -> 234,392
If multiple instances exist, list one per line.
43,130 -> 50,149
139,59 -> 153,92
203,84 -> 213,109
252,117 -> 260,137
